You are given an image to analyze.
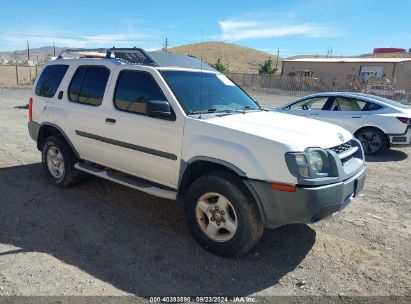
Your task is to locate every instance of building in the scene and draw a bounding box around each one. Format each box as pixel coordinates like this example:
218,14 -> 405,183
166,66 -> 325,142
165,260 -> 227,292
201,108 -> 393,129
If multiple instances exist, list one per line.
373,48 -> 406,54
281,57 -> 411,90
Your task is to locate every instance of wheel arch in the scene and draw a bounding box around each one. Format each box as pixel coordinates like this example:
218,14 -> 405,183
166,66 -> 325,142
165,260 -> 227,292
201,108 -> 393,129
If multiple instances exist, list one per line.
177,157 -> 246,199
37,123 -> 80,158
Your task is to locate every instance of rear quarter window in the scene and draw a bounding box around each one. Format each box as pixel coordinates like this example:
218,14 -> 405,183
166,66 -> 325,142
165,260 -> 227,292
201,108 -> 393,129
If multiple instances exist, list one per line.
35,65 -> 69,98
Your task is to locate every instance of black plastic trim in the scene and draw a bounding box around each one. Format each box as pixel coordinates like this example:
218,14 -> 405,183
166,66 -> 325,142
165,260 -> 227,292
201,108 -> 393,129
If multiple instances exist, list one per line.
75,130 -> 177,160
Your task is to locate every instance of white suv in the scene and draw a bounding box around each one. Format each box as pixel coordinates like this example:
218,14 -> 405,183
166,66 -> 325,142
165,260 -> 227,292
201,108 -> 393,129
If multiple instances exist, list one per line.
28,48 -> 366,257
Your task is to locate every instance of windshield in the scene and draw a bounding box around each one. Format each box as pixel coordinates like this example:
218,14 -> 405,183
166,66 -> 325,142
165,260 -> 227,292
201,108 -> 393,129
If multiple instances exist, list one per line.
160,71 -> 260,114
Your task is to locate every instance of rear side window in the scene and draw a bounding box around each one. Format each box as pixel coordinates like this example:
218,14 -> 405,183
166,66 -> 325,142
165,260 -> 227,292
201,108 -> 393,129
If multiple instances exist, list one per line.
68,65 -> 110,106
35,65 -> 69,98
114,70 -> 166,115
330,97 -> 382,111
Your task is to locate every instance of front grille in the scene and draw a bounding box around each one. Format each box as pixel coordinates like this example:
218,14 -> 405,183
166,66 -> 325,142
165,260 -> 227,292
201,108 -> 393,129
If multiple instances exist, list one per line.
329,140 -> 354,154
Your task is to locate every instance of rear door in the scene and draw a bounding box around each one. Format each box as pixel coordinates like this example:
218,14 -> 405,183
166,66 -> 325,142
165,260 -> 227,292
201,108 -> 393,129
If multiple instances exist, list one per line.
318,96 -> 382,133
62,63 -> 113,164
81,67 -> 184,188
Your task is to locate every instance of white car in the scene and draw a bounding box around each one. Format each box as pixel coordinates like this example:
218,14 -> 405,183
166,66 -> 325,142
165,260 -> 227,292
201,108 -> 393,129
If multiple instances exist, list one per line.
273,92 -> 411,155
28,48 -> 366,256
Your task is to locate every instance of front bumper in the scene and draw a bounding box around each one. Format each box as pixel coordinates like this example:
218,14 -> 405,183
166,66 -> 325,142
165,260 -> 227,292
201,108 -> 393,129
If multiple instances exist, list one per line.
243,167 -> 366,228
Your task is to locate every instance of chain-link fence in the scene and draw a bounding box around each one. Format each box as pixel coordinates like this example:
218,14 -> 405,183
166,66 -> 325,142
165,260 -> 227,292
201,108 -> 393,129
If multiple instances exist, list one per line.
0,65 -> 40,86
226,72 -> 411,104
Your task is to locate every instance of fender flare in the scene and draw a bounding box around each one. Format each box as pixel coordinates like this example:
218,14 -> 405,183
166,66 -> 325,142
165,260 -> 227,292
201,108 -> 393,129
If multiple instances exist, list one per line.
37,122 -> 80,158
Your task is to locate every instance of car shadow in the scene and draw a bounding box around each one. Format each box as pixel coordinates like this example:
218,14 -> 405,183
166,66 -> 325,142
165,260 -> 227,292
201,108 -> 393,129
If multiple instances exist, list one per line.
365,149 -> 408,163
14,104 -> 29,109
0,163 -> 316,297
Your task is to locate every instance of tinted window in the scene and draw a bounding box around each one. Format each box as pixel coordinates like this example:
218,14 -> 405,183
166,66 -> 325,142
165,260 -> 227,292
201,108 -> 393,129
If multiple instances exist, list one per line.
35,65 -> 69,98
361,94 -> 410,109
114,70 -> 166,114
289,97 -> 328,110
330,97 -> 382,111
362,102 -> 383,111
68,66 -> 110,106
68,66 -> 86,102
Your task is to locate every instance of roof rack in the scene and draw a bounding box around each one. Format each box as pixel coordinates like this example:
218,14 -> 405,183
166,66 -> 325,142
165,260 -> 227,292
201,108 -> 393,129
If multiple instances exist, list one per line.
106,47 -> 158,66
58,48 -> 107,59
57,47 -> 216,71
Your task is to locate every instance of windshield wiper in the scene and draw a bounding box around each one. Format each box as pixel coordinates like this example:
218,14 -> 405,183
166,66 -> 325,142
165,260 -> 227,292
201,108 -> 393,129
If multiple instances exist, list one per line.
235,106 -> 262,113
188,108 -> 234,115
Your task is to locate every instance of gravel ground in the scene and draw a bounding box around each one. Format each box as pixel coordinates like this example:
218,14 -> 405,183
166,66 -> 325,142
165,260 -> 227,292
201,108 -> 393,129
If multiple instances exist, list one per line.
0,88 -> 410,299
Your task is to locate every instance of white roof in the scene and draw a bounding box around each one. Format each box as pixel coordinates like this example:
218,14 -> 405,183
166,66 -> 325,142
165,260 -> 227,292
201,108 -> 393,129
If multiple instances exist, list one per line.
283,57 -> 411,63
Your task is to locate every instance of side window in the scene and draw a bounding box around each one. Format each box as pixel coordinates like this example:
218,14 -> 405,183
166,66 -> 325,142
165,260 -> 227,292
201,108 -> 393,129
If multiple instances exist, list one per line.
114,70 -> 166,114
362,101 -> 383,111
331,97 -> 367,111
35,65 -> 69,98
68,65 -> 110,106
289,97 -> 328,110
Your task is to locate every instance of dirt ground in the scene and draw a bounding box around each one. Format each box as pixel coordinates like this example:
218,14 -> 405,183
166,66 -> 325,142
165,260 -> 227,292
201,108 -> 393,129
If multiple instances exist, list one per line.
0,88 -> 410,299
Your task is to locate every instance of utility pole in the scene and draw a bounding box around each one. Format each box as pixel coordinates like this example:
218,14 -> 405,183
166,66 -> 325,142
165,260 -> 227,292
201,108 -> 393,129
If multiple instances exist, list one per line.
27,40 -> 30,61
275,48 -> 279,70
163,37 -> 169,53
53,42 -> 56,57
330,47 -> 333,58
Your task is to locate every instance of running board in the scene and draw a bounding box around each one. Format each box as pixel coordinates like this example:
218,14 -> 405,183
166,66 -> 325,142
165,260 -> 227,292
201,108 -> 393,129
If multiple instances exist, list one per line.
74,162 -> 177,200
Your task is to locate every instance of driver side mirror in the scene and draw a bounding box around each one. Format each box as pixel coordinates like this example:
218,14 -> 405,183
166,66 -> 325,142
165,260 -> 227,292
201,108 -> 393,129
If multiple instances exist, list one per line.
146,100 -> 175,120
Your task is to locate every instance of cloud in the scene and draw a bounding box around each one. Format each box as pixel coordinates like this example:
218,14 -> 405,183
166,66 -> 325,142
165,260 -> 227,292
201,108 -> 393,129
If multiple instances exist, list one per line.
218,18 -> 340,41
0,29 -> 158,50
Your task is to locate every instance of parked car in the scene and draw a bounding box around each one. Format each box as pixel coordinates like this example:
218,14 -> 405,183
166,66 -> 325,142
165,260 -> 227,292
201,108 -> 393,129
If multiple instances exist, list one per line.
362,84 -> 406,101
273,92 -> 411,154
28,48 -> 366,257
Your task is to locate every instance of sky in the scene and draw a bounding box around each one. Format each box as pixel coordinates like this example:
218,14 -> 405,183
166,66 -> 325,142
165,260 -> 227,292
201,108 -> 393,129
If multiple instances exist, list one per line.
0,0 -> 410,57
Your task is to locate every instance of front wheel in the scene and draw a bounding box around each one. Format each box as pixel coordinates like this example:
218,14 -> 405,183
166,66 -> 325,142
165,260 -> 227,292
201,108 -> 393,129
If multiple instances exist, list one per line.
355,127 -> 387,155
184,172 -> 263,257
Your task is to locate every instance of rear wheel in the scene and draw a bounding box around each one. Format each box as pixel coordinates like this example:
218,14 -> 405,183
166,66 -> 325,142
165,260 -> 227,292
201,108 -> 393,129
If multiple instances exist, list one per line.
42,136 -> 83,187
355,127 -> 387,155
184,171 -> 263,257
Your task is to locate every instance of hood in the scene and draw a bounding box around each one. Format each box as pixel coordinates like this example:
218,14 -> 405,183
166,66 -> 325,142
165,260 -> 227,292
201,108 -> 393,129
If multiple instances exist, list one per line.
206,111 -> 352,151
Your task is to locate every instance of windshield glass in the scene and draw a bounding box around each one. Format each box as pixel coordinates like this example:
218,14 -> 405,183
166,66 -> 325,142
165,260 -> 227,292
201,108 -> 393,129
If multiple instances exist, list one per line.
160,71 -> 260,114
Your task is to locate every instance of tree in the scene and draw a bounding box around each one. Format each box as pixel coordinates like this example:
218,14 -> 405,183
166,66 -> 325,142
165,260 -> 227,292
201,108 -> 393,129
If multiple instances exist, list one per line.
214,58 -> 227,73
258,57 -> 278,74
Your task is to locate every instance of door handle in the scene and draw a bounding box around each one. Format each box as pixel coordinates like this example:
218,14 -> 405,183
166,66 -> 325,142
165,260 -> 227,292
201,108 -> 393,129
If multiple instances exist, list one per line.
57,91 -> 64,100
105,118 -> 116,124
352,116 -> 362,118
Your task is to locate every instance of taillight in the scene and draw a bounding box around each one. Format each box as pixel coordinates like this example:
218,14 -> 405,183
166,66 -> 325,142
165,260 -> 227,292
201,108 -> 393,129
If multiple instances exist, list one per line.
397,117 -> 410,124
29,98 -> 33,121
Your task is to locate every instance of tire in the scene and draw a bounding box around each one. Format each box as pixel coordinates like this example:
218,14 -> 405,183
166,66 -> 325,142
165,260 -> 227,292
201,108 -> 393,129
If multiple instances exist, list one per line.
42,136 -> 83,187
184,171 -> 264,257
355,127 -> 387,155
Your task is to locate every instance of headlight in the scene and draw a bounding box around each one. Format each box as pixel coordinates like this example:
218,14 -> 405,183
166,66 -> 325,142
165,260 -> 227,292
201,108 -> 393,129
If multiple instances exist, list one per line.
308,151 -> 324,173
285,148 -> 330,179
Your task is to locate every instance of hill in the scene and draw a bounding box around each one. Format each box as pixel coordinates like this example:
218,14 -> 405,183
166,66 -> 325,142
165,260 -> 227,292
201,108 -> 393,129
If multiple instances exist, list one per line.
169,42 -> 281,74
0,46 -> 65,63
